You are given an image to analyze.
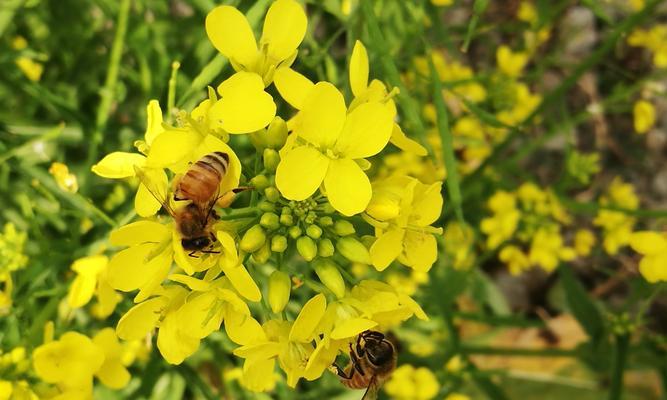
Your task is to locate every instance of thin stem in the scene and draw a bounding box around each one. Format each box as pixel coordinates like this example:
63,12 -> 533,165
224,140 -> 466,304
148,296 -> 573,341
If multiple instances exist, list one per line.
167,61 -> 181,123
609,334 -> 629,400
462,345 -> 579,358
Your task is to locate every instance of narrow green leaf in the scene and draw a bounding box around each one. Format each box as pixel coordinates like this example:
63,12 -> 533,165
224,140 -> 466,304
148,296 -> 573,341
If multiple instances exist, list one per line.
428,56 -> 464,224
559,265 -> 605,343
461,0 -> 489,52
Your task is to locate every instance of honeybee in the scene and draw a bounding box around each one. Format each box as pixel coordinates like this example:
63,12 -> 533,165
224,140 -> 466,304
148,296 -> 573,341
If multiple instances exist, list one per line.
333,330 -> 397,400
136,151 -> 245,256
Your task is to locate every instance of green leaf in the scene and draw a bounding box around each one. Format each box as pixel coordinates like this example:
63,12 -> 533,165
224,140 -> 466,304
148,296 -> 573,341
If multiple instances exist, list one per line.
559,265 -> 605,343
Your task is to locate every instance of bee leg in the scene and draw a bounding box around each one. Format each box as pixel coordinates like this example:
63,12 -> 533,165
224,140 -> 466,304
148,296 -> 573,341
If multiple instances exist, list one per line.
188,251 -> 199,258
332,363 -> 353,380
356,334 -> 366,357
349,344 -> 365,376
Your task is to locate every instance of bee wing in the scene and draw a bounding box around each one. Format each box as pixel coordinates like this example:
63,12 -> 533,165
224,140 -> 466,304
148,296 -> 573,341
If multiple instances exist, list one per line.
133,166 -> 176,217
361,375 -> 380,400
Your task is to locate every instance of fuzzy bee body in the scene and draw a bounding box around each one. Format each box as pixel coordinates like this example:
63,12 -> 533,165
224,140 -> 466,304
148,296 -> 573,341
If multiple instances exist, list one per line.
174,151 -> 229,204
335,330 -> 397,400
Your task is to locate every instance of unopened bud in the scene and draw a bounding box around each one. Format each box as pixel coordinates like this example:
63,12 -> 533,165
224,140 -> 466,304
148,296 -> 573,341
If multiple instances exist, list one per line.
321,202 -> 335,214
260,212 -> 280,230
318,216 -> 334,226
271,235 -> 288,253
296,236 -> 317,261
252,241 -> 271,264
258,201 -> 275,212
288,226 -> 302,239
268,270 -> 291,313
248,128 -> 267,151
337,237 -> 371,264
240,225 -> 266,253
264,187 -> 281,202
334,220 -> 355,236
313,259 -> 346,298
266,116 -> 288,149
250,175 -> 270,191
280,213 -> 294,226
263,148 -> 280,172
318,238 -> 335,257
306,225 -> 322,239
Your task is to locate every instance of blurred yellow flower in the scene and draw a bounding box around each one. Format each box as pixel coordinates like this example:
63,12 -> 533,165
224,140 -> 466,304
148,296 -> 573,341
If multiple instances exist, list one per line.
496,45 -> 529,77
49,162 -> 79,193
594,177 -> 638,255
206,0 -> 306,85
15,57 -> 43,82
499,245 -> 531,275
574,229 -> 596,256
366,176 -> 443,272
630,231 -> 667,282
432,0 -> 454,5
67,255 -> 120,319
275,82 -> 394,216
627,25 -> 667,67
444,221 -> 476,270
481,191 -> 520,249
385,365 -> 439,400
528,227 -> 575,272
633,99 -> 656,134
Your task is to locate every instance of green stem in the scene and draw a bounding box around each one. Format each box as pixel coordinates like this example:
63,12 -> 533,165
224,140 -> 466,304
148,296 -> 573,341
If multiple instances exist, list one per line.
217,211 -> 260,221
609,334 -> 629,400
167,61 -> 181,123
0,123 -> 64,164
87,0 -> 131,169
462,345 -> 579,357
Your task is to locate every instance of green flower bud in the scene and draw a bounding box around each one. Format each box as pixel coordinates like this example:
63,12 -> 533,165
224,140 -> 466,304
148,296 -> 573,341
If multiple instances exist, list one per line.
296,236 -> 317,261
271,235 -> 288,253
318,238 -> 335,258
240,225 -> 266,253
260,212 -> 280,230
252,241 -> 271,264
318,216 -> 334,226
263,148 -> 280,172
268,270 -> 291,313
360,234 -> 376,248
288,226 -> 302,239
321,202 -> 335,214
258,201 -> 275,212
266,116 -> 288,149
336,237 -> 371,264
280,213 -> 294,226
264,187 -> 281,203
305,212 -> 317,224
313,259 -> 346,298
250,175 -> 270,191
306,225 -> 322,239
248,128 -> 267,151
334,220 -> 355,236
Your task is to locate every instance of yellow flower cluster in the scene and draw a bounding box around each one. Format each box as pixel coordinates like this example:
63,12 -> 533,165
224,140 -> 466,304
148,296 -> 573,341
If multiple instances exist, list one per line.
630,231 -> 667,282
481,183 -> 579,274
0,223 -> 29,315
628,25 -> 667,68
593,177 -> 639,255
384,364 -> 439,400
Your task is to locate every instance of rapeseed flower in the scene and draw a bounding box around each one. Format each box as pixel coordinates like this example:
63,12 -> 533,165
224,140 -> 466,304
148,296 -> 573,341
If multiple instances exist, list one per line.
365,176 -> 443,272
275,82 -> 394,216
630,231 -> 667,282
0,223 -> 28,315
594,177 -> 638,255
497,45 -> 529,77
67,255 -> 120,319
444,221 -> 476,270
384,365 -> 439,400
206,0 -> 306,85
633,99 -> 656,134
628,25 -> 667,68
480,191 -> 520,249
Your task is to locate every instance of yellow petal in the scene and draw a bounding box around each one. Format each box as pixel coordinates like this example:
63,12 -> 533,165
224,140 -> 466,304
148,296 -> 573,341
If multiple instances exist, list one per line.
116,297 -> 166,340
398,293 -> 429,320
289,294 -> 326,342
411,182 -> 443,226
370,228 -> 405,271
324,159 -> 371,216
349,40 -> 369,98
96,359 -> 130,389
168,274 -> 211,291
144,99 -> 164,146
210,72 -> 276,134
71,255 -> 108,275
233,342 -> 282,360
157,312 -> 200,365
276,145 -> 330,200
91,152 -> 146,179
298,82 -> 346,147
146,129 -> 203,168
630,231 -> 667,255
639,254 -> 667,283
262,0 -> 307,62
93,328 -> 130,389
224,310 -> 267,345
274,67 -> 314,110
106,243 -> 171,292
241,358 -> 277,392
216,230 -> 239,266
135,167 -> 167,217
178,292 -> 223,339
400,231 -> 438,272
330,318 -> 377,340
205,6 -> 257,68
333,102 -> 393,159
110,220 -> 170,247
219,261 -> 261,302
94,279 -> 119,318
390,124 -> 427,156
68,274 -> 97,308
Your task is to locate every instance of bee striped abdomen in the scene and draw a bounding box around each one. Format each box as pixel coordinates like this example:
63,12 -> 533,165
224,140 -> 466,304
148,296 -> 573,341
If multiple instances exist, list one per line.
340,365 -> 371,389
175,152 -> 229,203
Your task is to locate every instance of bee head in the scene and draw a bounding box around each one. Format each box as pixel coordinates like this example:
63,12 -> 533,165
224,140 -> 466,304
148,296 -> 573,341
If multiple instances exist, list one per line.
182,236 -> 211,251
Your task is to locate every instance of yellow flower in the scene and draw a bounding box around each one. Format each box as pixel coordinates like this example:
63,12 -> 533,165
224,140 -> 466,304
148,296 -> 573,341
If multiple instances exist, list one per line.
627,26 -> 667,68
480,191 -> 520,249
91,329 -> 132,389
432,0 -> 453,5
444,222 -> 476,270
206,0 -> 306,85
630,231 -> 667,283
384,365 -> 439,400
499,245 -> 531,275
33,331 -> 104,395
574,229 -> 596,257
275,82 -> 394,216
594,177 -> 638,255
366,176 -> 443,272
15,57 -> 43,82
446,394 -> 472,400
496,45 -> 529,77
518,1 -> 538,25
48,162 -> 79,193
629,0 -> 644,11
633,99 -> 656,134
528,227 -> 575,272
67,255 -> 120,319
